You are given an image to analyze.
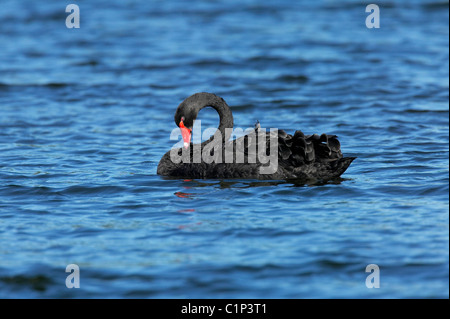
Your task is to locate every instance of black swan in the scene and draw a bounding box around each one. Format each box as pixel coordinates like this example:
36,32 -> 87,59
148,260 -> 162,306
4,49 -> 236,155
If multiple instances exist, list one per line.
157,92 -> 355,180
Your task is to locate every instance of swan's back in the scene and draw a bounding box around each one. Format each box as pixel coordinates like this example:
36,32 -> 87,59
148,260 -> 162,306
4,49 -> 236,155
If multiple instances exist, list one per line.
157,127 -> 355,181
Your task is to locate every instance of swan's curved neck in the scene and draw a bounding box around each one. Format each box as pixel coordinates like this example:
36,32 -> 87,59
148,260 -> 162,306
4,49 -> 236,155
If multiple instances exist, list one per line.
198,95 -> 233,147
175,93 -> 234,148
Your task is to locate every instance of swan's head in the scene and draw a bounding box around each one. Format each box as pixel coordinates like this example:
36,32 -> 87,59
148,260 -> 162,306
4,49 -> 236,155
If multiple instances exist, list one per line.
174,92 -> 229,149
175,98 -> 198,149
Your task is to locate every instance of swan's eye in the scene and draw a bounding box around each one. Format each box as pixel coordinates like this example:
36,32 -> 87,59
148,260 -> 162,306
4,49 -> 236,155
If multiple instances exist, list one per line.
179,117 -> 192,132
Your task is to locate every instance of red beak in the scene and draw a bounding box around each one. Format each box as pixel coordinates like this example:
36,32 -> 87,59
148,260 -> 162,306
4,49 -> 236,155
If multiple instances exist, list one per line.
179,120 -> 191,149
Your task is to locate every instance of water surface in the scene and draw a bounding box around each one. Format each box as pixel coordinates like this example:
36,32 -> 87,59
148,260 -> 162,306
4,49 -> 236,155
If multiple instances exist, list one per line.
0,0 -> 448,298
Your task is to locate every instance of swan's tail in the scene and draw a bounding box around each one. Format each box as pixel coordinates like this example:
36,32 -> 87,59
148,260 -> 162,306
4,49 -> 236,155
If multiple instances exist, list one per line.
273,129 -> 355,179
330,156 -> 356,178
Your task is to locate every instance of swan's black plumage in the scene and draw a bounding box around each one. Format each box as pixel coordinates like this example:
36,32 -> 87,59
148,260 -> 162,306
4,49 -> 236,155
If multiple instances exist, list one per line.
157,92 -> 355,181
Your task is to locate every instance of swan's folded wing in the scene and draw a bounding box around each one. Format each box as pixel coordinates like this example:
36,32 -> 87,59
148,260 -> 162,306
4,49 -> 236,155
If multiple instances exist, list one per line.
305,133 -> 343,162
286,130 -> 344,166
232,128 -> 344,168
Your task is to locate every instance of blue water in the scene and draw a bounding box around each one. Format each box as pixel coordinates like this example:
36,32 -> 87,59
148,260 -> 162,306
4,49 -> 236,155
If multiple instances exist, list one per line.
0,0 -> 448,298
